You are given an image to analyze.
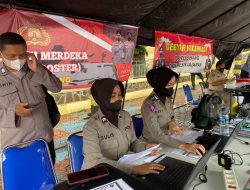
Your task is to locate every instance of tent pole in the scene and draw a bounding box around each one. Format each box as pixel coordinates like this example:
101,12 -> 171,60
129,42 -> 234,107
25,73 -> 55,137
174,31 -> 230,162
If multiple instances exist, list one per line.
173,72 -> 180,105
122,80 -> 128,109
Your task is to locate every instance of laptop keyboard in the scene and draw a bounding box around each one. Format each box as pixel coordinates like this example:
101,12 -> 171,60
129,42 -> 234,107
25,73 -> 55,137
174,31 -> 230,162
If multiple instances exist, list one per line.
143,156 -> 194,190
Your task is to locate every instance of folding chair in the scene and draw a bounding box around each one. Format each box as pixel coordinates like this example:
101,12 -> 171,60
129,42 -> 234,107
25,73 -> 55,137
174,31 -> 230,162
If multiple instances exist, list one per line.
1,139 -> 57,190
132,115 -> 144,139
67,132 -> 84,172
183,84 -> 200,106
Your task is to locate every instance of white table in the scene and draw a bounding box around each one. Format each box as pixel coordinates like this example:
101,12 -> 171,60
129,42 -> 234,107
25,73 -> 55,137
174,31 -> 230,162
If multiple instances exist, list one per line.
133,135 -> 250,190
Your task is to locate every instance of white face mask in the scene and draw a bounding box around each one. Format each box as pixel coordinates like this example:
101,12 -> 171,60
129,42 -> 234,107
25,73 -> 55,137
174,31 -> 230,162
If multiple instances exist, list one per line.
1,53 -> 26,71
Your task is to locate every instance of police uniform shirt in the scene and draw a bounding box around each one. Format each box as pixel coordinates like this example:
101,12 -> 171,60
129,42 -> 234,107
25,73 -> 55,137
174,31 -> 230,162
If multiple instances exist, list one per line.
0,62 -> 62,151
82,109 -> 147,174
111,41 -> 126,64
208,69 -> 226,91
141,91 -> 182,148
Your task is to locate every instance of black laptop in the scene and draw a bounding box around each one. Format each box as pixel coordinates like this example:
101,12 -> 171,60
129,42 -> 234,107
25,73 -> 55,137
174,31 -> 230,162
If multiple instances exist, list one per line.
142,140 -> 220,190
196,118 -> 245,153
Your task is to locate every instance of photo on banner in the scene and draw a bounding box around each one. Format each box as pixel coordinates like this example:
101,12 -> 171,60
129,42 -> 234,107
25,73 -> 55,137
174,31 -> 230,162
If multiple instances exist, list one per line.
154,31 -> 213,73
0,9 -> 138,89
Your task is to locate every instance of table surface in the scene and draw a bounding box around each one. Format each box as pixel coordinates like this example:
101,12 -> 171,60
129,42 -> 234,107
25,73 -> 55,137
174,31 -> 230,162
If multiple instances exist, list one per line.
53,163 -> 154,190
132,134 -> 250,190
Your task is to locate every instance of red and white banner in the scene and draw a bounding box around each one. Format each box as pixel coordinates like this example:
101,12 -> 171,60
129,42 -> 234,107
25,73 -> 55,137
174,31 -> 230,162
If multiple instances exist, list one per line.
0,10 -> 138,89
154,31 -> 213,73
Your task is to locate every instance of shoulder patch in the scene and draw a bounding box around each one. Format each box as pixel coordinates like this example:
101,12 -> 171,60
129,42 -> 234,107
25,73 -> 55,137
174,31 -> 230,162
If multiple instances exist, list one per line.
147,104 -> 156,112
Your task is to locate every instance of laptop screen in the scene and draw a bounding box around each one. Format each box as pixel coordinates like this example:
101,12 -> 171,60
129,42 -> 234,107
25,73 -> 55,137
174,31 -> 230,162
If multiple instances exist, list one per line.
183,140 -> 221,190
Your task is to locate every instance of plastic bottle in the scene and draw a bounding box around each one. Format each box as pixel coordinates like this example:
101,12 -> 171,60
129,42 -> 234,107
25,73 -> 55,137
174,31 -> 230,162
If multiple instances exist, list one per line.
219,107 -> 230,136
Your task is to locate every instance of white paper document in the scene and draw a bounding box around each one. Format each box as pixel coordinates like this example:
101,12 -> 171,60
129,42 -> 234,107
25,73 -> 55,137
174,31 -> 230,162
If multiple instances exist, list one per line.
90,179 -> 133,190
171,148 -> 202,159
171,130 -> 204,143
118,144 -> 160,164
143,155 -> 160,163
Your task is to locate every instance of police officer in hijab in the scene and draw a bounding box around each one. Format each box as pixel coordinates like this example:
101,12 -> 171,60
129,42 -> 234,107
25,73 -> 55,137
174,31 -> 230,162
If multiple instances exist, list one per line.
141,67 -> 205,155
82,78 -> 165,175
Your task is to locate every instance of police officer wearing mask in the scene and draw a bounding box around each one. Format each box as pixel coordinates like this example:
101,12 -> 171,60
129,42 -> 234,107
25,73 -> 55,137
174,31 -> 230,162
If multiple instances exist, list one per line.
82,78 -> 165,175
208,60 -> 233,111
111,31 -> 126,64
154,46 -> 166,69
124,32 -> 135,64
141,67 -> 205,156
0,32 -> 62,163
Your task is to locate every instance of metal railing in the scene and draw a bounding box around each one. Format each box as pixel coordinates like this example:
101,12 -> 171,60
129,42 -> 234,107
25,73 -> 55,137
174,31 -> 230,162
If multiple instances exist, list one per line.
130,62 -> 148,78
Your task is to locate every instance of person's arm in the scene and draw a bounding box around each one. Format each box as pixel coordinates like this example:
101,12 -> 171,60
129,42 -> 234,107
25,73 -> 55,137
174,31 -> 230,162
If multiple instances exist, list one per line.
30,64 -> 62,93
0,101 -> 33,128
141,105 -> 182,148
111,44 -> 119,54
27,53 -> 62,93
129,121 -> 147,153
82,125 -> 133,174
211,79 -> 228,86
208,73 -> 228,86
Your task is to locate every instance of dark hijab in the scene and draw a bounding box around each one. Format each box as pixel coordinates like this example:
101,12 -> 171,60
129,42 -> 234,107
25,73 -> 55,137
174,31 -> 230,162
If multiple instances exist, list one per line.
146,67 -> 179,104
91,78 -> 124,127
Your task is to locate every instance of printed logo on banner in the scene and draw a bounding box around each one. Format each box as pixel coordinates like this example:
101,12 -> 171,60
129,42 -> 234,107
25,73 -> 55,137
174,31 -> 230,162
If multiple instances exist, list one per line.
17,21 -> 51,46
154,31 -> 213,73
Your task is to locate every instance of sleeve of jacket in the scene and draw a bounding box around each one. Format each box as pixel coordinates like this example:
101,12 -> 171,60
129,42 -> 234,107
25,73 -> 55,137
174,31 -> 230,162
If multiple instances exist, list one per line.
82,124 -> 134,174
30,64 -> 62,93
129,120 -> 147,153
0,104 -> 18,128
208,72 -> 216,83
112,44 -> 119,54
141,104 -> 182,148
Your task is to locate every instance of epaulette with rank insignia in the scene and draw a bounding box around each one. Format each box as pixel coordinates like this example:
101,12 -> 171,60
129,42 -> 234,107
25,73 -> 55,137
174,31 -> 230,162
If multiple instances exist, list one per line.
149,94 -> 159,102
0,67 -> 6,74
101,116 -> 108,123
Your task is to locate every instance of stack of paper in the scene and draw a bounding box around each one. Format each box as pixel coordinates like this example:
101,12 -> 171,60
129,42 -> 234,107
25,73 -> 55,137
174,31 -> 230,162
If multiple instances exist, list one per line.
118,144 -> 160,164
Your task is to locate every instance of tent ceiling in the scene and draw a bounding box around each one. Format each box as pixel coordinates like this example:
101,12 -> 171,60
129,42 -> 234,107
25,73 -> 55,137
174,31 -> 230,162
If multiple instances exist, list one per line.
0,0 -> 250,66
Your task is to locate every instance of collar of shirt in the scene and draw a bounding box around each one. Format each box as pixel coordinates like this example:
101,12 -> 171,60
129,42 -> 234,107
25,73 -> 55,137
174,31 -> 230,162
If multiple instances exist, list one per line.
0,60 -> 29,79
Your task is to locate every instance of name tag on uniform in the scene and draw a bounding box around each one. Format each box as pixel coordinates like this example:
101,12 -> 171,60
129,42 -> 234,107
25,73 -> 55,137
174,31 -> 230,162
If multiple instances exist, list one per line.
99,133 -> 114,141
0,82 -> 13,88
155,110 -> 163,114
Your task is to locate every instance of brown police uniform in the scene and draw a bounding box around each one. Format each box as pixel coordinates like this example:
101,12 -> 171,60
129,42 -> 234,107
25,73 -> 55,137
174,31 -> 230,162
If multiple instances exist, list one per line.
82,109 -> 147,174
0,61 -> 62,151
141,92 -> 182,148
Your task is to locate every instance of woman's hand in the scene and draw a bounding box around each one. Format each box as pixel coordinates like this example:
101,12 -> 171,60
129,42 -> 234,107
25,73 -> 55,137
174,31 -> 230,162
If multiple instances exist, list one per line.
131,163 -> 165,175
179,143 -> 206,156
146,144 -> 161,156
168,122 -> 184,136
